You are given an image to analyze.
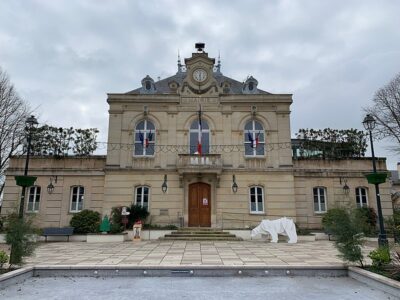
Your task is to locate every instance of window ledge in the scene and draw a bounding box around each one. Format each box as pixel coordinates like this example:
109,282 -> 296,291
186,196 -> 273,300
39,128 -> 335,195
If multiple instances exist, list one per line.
314,211 -> 327,215
244,156 -> 266,160
249,212 -> 266,215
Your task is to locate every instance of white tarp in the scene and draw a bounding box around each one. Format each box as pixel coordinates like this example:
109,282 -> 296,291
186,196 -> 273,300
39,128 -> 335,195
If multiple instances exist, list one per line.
251,217 -> 298,243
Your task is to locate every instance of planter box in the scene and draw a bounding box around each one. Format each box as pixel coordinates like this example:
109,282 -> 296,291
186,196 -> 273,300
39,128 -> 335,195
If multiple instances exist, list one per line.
137,230 -> 173,240
38,235 -> 87,242
365,173 -> 388,184
86,233 -> 127,243
14,176 -> 37,187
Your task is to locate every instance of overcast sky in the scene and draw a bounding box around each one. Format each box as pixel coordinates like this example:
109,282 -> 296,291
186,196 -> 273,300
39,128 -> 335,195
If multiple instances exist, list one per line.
1,0 -> 400,169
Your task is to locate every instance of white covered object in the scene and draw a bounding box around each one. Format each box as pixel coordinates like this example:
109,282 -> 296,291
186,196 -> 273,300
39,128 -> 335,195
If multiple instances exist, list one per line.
251,217 -> 297,243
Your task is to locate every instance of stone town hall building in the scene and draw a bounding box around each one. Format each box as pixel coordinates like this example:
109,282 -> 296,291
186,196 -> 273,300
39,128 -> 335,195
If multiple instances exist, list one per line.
1,44 -> 393,229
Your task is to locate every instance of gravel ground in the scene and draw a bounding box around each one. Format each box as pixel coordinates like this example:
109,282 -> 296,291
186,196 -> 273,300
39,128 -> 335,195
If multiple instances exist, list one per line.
0,276 -> 398,300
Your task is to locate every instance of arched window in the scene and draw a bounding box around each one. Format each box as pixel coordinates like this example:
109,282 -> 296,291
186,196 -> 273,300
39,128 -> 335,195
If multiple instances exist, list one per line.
313,187 -> 327,213
249,186 -> 264,214
244,120 -> 265,156
355,187 -> 368,208
134,120 -> 155,156
27,185 -> 41,212
70,186 -> 84,212
135,186 -> 150,210
189,119 -> 210,155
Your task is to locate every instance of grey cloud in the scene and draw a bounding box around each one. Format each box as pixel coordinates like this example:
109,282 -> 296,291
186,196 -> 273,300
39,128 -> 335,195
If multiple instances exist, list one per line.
0,0 -> 399,168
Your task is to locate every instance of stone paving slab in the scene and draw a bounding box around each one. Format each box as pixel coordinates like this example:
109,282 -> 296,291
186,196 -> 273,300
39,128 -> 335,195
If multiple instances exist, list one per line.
24,240 -> 376,267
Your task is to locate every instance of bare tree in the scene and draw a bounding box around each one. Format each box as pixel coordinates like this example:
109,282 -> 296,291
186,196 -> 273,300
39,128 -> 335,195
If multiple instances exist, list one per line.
0,68 -> 30,198
365,73 -> 400,151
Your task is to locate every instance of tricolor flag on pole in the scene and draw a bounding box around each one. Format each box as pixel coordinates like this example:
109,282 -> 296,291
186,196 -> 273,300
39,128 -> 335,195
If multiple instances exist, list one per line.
139,130 -> 152,148
248,131 -> 260,149
146,130 -> 153,148
197,106 -> 202,156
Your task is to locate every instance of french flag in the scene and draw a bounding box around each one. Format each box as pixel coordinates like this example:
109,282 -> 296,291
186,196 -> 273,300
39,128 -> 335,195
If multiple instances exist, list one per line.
139,130 -> 152,148
248,131 -> 260,148
147,130 -> 153,148
197,107 -> 202,156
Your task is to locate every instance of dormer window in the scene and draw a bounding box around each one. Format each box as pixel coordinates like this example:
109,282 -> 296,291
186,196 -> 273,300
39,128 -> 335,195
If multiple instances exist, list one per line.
141,75 -> 156,94
248,82 -> 254,91
243,76 -> 258,94
221,81 -> 231,94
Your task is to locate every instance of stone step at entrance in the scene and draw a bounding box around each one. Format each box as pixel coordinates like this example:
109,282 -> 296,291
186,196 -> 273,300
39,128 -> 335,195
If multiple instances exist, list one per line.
159,228 -> 243,241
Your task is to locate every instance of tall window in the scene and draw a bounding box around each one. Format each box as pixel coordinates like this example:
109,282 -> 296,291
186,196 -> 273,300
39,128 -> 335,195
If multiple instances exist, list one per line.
70,186 -> 84,212
355,187 -> 368,208
135,186 -> 150,210
134,120 -> 155,156
27,186 -> 41,212
249,186 -> 264,214
189,119 -> 209,154
313,187 -> 327,213
244,120 -> 265,156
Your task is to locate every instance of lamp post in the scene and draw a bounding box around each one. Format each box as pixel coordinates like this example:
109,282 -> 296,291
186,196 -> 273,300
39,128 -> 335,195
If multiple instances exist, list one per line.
362,114 -> 388,247
18,115 -> 38,219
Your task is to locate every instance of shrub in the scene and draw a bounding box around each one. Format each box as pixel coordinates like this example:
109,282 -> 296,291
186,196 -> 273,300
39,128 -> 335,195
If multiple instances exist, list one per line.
128,205 -> 149,226
353,207 -> 377,236
109,206 -> 124,234
322,207 -> 365,266
385,209 -> 400,243
5,214 -> 38,266
368,247 -> 391,269
0,250 -> 9,268
322,208 -> 348,234
0,216 -> 6,233
69,210 -> 101,234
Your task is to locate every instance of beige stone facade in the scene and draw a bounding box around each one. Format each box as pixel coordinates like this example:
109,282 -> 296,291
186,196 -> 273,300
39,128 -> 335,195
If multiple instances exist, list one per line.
1,46 -> 393,229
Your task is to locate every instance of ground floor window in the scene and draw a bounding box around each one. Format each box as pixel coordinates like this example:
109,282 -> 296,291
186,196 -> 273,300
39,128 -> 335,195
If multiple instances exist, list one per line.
249,186 -> 264,214
313,187 -> 327,213
70,186 -> 84,212
135,186 -> 149,210
27,186 -> 41,212
355,187 -> 368,208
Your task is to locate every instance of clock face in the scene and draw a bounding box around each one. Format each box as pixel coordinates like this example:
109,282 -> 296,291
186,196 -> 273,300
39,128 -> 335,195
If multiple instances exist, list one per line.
193,69 -> 207,82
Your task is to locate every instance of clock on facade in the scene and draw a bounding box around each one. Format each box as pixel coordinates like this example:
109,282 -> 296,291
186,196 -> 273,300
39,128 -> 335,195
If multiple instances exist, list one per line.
193,68 -> 208,82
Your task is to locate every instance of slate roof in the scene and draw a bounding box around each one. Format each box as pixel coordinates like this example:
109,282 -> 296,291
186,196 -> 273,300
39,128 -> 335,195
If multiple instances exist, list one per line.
126,71 -> 271,95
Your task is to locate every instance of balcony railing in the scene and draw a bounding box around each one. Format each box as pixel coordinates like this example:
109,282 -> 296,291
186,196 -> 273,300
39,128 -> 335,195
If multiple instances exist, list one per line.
177,154 -> 222,174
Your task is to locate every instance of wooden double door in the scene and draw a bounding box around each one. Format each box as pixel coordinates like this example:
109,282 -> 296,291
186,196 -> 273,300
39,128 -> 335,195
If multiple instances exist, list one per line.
188,182 -> 211,227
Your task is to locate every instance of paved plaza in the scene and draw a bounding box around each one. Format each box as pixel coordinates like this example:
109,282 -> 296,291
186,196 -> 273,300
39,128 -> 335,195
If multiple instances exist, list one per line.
24,240 -> 375,267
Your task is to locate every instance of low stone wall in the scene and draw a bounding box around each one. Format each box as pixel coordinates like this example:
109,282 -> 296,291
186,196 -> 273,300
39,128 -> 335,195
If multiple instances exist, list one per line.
86,234 -> 127,243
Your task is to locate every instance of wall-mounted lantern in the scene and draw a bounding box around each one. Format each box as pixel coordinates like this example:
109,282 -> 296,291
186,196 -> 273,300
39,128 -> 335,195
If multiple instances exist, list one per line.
47,176 -> 58,194
340,177 -> 350,195
232,175 -> 238,193
162,174 -> 168,193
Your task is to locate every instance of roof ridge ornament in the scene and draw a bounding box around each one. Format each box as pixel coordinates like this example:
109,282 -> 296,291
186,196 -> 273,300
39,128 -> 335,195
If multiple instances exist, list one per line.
177,49 -> 183,74
215,50 -> 221,73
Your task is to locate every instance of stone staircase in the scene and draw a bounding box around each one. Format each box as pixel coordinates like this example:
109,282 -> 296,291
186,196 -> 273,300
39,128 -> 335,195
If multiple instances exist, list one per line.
160,228 -> 243,241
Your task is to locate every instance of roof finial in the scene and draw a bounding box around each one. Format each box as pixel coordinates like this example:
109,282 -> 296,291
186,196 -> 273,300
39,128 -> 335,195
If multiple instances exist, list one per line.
216,50 -> 221,73
177,49 -> 182,74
